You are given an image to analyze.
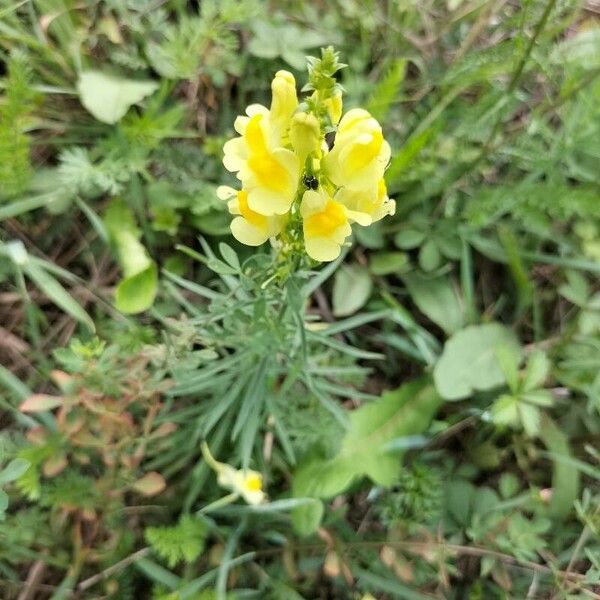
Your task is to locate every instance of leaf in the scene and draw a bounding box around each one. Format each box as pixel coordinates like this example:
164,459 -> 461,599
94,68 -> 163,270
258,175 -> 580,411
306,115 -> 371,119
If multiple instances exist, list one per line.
522,352 -> 550,391
219,243 -> 240,270
20,394 -> 63,412
293,457 -> 356,501
292,379 -> 442,534
539,416 -> 580,519
336,379 -> 442,486
434,324 -> 522,400
394,228 -> 426,249
291,499 -> 324,537
446,479 -> 476,526
0,458 -> 30,484
495,345 -> 520,393
145,514 -> 207,568
77,71 -> 158,124
132,472 -> 166,496
490,394 -> 519,427
332,264 -> 372,317
550,27 -> 600,70
419,239 -> 441,271
24,262 -> 95,332
369,251 -> 409,276
115,264 -> 158,314
402,273 -> 464,335
105,200 -> 158,314
499,473 -> 519,499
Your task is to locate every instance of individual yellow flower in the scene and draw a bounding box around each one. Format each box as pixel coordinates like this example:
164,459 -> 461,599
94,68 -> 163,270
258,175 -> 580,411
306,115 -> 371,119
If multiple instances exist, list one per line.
222,71 -> 300,216
301,189 -> 370,262
324,108 -> 391,192
216,464 -> 266,505
217,186 -> 284,246
336,179 -> 396,225
223,108 -> 300,216
201,442 -> 266,505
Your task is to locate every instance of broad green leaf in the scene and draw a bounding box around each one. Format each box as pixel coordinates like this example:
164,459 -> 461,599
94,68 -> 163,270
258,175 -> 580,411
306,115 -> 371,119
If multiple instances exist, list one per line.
293,456 -> 356,500
369,251 -> 409,276
418,239 -> 441,271
115,264 -> 158,314
336,379 -> 442,486
499,473 -> 519,499
332,264 -> 372,317
105,201 -> 158,314
77,71 -> 158,124
434,323 -> 522,400
402,273 -> 464,335
394,228 -> 426,249
446,480 -> 475,526
291,498 -> 324,537
292,379 -> 442,534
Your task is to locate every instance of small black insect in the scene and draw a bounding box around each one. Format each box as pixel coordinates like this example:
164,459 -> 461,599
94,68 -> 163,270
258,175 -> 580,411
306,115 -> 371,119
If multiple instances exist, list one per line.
303,175 -> 319,190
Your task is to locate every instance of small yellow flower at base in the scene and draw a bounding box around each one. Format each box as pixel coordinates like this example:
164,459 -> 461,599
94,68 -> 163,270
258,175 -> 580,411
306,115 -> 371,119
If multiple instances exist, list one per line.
216,464 -> 266,506
201,442 -> 266,506
217,186 -> 283,246
336,179 -> 396,225
324,108 -> 391,192
301,189 -> 370,262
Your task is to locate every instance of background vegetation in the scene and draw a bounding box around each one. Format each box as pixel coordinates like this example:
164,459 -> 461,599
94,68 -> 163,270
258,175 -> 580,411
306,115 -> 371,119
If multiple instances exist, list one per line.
1,0 -> 599,598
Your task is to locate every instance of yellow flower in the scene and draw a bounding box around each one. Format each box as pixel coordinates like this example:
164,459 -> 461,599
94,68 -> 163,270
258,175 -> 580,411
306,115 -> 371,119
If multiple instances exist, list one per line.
324,108 -> 391,192
201,442 -> 266,505
218,186 -> 284,246
222,71 -> 300,216
301,189 -> 369,262
336,179 -> 396,225
216,464 -> 266,505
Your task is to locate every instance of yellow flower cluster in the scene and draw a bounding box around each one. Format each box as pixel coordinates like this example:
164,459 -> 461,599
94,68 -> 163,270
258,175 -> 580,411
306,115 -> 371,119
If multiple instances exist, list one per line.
219,70 -> 395,262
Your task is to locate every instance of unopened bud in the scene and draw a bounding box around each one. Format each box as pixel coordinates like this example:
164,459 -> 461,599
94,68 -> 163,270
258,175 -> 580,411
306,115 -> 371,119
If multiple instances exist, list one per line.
324,89 -> 343,125
290,112 -> 321,160
270,70 -> 298,127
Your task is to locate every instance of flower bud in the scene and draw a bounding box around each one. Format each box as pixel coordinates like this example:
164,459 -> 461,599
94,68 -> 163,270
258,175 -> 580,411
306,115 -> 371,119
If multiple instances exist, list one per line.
290,112 -> 321,160
270,70 -> 298,128
324,89 -> 343,125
